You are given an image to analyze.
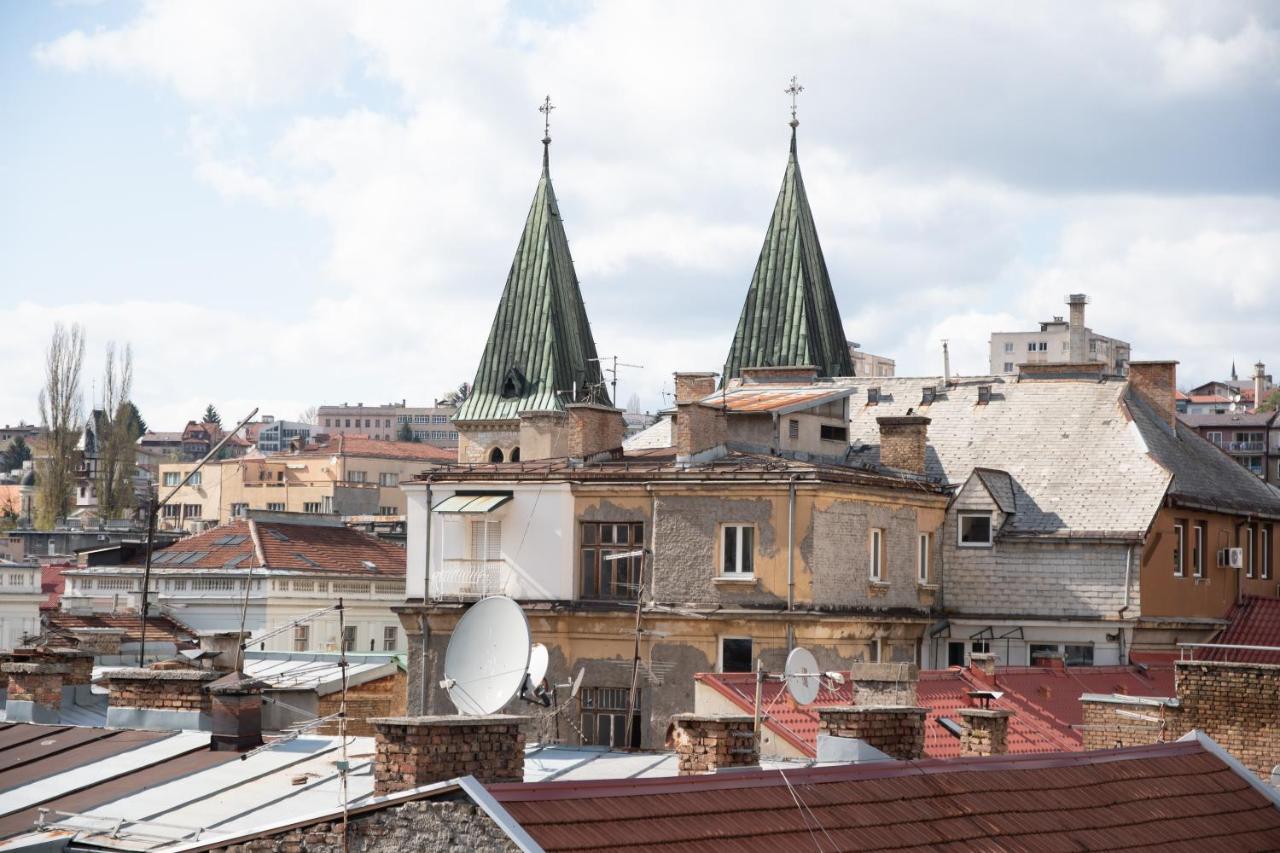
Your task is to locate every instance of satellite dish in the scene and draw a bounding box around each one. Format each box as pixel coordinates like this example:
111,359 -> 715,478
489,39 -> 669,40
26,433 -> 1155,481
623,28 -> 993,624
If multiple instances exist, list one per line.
571,667 -> 585,699
785,647 -> 821,705
527,643 -> 549,686
441,595 -> 531,715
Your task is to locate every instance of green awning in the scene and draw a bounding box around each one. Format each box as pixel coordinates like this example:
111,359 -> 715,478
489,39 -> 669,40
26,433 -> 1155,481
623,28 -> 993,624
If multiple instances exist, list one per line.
432,493 -> 513,513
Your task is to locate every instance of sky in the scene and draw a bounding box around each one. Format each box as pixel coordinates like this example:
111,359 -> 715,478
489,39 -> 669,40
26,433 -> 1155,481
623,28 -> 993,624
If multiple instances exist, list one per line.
2,1 -> 1278,429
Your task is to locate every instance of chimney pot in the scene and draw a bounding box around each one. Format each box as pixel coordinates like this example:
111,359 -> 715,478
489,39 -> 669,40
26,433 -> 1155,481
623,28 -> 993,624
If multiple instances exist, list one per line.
876,416 -> 930,476
671,713 -> 758,775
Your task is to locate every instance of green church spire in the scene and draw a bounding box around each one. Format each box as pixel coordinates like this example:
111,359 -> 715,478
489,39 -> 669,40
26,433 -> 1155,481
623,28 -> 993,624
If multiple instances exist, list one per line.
722,87 -> 854,383
455,103 -> 608,423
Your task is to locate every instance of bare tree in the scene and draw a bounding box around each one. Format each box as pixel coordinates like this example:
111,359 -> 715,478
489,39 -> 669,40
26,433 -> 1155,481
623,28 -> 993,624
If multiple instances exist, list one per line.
297,405 -> 318,424
96,342 -> 139,520
35,323 -> 85,528
626,393 -> 642,414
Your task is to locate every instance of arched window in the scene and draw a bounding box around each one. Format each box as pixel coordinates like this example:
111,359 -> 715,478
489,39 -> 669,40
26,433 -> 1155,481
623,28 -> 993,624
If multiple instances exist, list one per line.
488,447 -> 505,463
510,447 -> 521,462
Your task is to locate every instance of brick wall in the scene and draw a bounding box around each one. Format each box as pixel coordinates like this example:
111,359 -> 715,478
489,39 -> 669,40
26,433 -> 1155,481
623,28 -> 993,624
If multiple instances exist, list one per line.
1,663 -> 66,708
1082,660 -> 1280,777
370,715 -> 525,795
1127,361 -> 1178,428
565,404 -> 625,459
69,629 -> 124,655
210,799 -> 517,853
817,706 -> 926,760
670,714 -> 757,775
317,671 -> 407,738
105,669 -> 216,714
675,402 -> 728,460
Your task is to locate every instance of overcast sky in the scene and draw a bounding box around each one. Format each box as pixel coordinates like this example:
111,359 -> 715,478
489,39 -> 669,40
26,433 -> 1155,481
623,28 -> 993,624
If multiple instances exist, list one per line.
3,1 -> 1278,429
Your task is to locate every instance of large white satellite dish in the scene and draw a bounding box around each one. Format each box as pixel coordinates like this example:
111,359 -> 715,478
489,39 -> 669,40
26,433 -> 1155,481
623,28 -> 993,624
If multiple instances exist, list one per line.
785,647 -> 821,706
441,595 -> 531,715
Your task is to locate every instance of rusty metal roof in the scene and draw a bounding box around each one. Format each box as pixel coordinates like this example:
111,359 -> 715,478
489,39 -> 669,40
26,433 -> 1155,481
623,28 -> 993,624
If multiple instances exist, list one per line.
697,384 -> 852,415
491,738 -> 1280,852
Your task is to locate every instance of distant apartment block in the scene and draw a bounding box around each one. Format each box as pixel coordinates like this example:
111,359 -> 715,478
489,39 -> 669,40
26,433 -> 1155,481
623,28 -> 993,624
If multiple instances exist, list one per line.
1180,410 -> 1280,486
1183,362 -> 1275,415
848,342 -> 896,377
989,294 -> 1130,376
317,401 -> 459,445
251,416 -> 314,453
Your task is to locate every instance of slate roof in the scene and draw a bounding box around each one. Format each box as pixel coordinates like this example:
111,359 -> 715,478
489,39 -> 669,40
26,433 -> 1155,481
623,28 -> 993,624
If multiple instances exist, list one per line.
847,376 -> 1172,537
1179,411 -> 1277,429
972,468 -> 1017,515
722,127 -> 853,383
454,141 -> 608,423
489,737 -> 1280,852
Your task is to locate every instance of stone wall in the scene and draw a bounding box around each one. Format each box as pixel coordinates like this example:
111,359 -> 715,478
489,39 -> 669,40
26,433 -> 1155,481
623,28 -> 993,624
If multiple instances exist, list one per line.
850,663 -> 919,706
370,715 -> 525,795
651,494 -> 783,607
455,424 -> 519,464
210,799 -> 517,853
877,416 -> 930,475
808,498 -> 928,612
68,629 -> 124,655
671,714 -> 757,775
817,706 -> 926,760
958,708 -> 1011,756
1082,660 -> 1280,777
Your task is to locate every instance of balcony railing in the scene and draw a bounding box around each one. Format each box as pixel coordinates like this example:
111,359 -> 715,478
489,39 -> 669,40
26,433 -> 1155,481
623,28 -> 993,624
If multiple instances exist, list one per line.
431,559 -> 523,600
1225,441 -> 1265,452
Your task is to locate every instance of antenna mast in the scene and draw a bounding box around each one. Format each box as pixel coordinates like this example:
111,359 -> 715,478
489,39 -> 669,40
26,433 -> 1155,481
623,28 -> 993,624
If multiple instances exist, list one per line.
589,355 -> 644,408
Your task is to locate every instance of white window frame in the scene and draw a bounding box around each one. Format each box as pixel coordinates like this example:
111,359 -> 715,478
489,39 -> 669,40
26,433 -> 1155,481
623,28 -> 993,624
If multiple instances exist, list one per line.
1003,342 -> 1014,353
721,524 -> 755,576
869,528 -> 884,581
1245,526 -> 1255,578
1173,523 -> 1184,577
917,533 -> 930,584
342,625 -> 357,652
162,471 -> 181,487
382,626 -> 398,651
1263,527 -> 1272,581
1193,524 -> 1205,578
958,513 -> 994,547
469,519 -> 502,562
266,502 -> 285,512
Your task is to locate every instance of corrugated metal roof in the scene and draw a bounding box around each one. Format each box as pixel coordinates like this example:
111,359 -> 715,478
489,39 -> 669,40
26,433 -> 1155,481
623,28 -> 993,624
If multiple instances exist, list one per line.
491,739 -> 1280,852
699,384 -> 852,414
1202,596 -> 1280,664
722,128 -> 853,384
454,141 -> 608,423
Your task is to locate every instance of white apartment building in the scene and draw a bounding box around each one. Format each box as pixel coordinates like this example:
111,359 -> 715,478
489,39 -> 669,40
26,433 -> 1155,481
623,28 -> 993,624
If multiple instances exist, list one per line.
989,294 -> 1130,376
0,561 -> 43,651
848,342 -> 896,378
317,402 -> 459,445
253,417 -> 314,453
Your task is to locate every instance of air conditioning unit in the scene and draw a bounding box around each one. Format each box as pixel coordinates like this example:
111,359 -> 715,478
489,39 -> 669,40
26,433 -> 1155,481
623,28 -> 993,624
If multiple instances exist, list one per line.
1217,548 -> 1244,569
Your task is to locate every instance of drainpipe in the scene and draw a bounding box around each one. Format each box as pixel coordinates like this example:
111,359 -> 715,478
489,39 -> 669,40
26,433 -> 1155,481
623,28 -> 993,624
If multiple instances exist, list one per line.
787,475 -> 797,652
420,476 -> 433,714
1119,544 -> 1133,665
645,483 -> 658,598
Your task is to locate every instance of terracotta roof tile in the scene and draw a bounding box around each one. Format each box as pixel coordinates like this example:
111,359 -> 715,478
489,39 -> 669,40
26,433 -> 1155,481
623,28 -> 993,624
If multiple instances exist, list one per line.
46,611 -> 198,645
295,435 -> 453,463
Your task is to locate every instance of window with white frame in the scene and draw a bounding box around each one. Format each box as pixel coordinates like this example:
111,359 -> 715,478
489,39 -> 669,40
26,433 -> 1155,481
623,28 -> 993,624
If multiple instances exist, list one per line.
470,519 -> 501,562
378,472 -> 399,487
322,496 -> 332,513
267,502 -> 285,512
378,506 -> 396,516
188,471 -> 201,486
958,513 -> 993,547
1246,526 -> 1255,578
163,471 -> 181,487
917,533 -> 930,584
869,528 -> 884,581
342,625 -> 357,652
1003,342 -> 1014,353
293,624 -> 309,652
1173,522 -> 1184,577
303,502 -> 322,513
1207,431 -> 1222,445
721,525 -> 755,576
348,470 -> 367,483
1193,524 -> 1205,577
230,503 -> 248,518
383,626 -> 398,651
1038,342 -> 1048,351
1027,342 -> 1036,352
183,504 -> 202,518
1003,362 -> 1014,373
1262,526 -> 1272,580
162,504 -> 181,519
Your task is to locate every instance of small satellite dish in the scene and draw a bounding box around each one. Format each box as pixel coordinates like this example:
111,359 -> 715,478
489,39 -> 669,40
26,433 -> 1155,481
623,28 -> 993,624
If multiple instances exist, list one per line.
785,647 -> 821,705
527,643 -> 549,686
441,595 -> 530,715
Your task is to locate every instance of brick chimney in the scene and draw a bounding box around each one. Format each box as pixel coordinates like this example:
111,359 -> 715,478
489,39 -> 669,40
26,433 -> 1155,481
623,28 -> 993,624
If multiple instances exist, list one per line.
967,652 -> 998,683
958,707 -> 1012,756
103,668 -> 217,730
670,714 -> 758,775
674,372 -> 727,462
877,416 -> 930,475
1127,361 -> 1178,429
369,715 -> 526,794
196,630 -> 251,671
208,671 -> 266,752
816,706 -> 927,760
565,403 -> 626,461
1,662 -> 66,724
740,366 -> 819,385
1067,294 -> 1088,364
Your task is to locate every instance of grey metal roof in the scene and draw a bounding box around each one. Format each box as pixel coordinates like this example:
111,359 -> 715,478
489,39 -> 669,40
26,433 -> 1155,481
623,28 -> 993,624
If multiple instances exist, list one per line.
454,141 -> 608,423
721,127 -> 854,384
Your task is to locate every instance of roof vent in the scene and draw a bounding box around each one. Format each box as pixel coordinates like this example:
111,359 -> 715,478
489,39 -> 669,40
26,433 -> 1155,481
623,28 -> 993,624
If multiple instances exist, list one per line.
867,387 -> 880,405
362,560 -> 377,572
921,387 -> 937,405
977,385 -> 992,405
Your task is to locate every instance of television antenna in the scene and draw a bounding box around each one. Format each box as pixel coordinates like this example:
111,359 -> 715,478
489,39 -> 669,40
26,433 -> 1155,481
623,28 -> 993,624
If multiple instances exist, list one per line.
439,595 -> 531,715
589,355 -> 644,408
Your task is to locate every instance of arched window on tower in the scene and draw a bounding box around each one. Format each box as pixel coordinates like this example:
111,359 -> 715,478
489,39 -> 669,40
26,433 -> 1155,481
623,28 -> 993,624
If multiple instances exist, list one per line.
510,447 -> 521,462
489,447 -> 505,463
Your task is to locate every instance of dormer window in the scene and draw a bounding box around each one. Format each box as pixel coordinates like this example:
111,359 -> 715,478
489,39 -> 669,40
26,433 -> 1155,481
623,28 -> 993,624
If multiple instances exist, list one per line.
921,387 -> 937,405
500,366 -> 526,399
867,387 -> 880,405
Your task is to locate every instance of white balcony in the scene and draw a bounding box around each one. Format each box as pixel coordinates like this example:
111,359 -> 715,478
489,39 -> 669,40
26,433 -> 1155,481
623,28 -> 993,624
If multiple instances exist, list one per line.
430,559 -> 529,600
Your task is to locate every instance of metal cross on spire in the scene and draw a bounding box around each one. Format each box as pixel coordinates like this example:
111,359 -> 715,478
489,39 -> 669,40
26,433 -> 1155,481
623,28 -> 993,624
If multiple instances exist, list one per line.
539,95 -> 555,142
785,75 -> 804,128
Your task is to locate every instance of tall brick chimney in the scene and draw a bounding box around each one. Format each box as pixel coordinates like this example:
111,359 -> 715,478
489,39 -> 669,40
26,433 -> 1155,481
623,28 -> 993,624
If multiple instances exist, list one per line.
670,714 -> 758,775
1067,294 -> 1088,364
369,715 -> 526,794
958,707 -> 1012,756
1255,362 -> 1267,413
674,372 -> 728,462
877,416 -> 930,476
564,403 -> 626,461
1127,361 -> 1178,429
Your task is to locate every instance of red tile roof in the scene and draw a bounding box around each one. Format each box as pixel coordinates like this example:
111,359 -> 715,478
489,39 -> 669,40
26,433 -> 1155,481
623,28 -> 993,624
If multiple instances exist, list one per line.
698,662 -> 1175,759
490,739 -> 1280,852
124,518 -> 405,576
1203,596 -> 1280,664
296,435 -> 453,463
46,611 -> 198,645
